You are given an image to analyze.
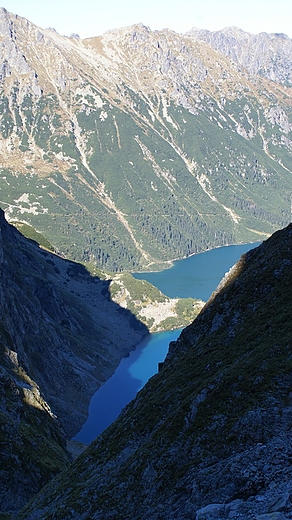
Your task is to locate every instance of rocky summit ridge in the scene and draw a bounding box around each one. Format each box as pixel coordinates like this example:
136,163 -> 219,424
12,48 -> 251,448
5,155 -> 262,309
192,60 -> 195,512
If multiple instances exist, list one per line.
14,224 -> 292,519
0,8 -> 292,270
188,26 -> 292,86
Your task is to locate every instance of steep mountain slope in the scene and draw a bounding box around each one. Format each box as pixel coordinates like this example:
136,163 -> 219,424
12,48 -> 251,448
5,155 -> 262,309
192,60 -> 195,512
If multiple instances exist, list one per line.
0,207 -> 148,515
188,26 -> 292,86
16,224 -> 292,519
0,208 -> 203,517
0,9 -> 292,270
0,208 -> 148,435
1,350 -> 71,517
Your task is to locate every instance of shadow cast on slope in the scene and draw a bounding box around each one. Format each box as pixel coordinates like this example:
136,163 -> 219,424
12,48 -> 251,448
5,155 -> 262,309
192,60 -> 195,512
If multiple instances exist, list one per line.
0,207 -> 149,435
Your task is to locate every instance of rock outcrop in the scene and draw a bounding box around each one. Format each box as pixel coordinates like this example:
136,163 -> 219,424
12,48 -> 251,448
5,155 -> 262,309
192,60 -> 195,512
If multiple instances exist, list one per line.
14,224 -> 292,519
0,208 -> 147,514
188,26 -> 292,85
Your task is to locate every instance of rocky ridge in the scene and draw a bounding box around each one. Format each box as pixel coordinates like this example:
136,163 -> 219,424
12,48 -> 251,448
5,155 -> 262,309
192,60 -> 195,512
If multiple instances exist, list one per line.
14,224 -> 292,519
188,26 -> 292,86
0,9 -> 291,270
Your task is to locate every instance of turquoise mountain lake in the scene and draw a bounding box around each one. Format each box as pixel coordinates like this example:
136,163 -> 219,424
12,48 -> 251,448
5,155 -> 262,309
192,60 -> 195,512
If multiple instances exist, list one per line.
74,241 -> 261,444
133,242 -> 261,301
74,328 -> 182,444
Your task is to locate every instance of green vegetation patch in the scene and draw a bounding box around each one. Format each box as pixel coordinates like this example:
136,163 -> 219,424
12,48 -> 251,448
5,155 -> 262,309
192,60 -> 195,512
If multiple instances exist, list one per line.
11,222 -> 55,251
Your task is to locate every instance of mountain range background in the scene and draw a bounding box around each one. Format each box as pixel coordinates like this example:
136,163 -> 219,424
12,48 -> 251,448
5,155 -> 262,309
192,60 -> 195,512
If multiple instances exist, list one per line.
0,7 -> 292,519
0,8 -> 292,272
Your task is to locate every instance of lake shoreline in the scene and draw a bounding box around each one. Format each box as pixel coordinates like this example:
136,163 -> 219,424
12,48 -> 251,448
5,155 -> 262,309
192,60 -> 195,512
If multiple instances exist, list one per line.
132,241 -> 262,302
133,239 -> 265,274
74,327 -> 183,444
74,242 -> 262,444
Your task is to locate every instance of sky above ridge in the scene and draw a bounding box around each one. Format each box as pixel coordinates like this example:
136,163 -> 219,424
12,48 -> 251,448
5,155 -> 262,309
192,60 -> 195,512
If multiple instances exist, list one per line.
4,0 -> 292,39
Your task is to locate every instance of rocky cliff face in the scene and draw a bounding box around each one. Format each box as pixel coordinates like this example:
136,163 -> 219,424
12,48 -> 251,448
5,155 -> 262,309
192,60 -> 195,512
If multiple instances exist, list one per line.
0,8 -> 292,270
188,26 -> 292,86
15,224 -> 292,519
0,208 -> 147,515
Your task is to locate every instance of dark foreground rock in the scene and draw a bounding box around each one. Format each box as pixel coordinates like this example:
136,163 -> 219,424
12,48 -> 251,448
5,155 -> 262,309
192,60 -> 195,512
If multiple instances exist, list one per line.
14,225 -> 292,519
0,209 -> 147,515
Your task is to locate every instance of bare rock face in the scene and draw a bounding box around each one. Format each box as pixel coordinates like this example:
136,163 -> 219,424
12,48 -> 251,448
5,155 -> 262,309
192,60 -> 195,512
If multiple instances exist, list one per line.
0,10 -> 292,272
0,209 -> 147,515
188,26 -> 292,86
13,224 -> 292,520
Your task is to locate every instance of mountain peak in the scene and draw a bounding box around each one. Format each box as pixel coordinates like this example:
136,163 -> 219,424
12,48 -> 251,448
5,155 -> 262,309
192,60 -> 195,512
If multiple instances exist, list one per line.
0,8 -> 291,274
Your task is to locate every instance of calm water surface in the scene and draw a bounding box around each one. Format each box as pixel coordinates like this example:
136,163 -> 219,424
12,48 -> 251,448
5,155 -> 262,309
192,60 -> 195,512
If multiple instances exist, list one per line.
74,241 -> 260,444
133,242 -> 261,301
74,329 -> 181,444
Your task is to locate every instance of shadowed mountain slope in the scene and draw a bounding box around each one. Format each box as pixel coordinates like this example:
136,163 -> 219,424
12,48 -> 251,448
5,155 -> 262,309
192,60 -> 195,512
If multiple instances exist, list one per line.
15,223 -> 292,519
0,208 -> 148,515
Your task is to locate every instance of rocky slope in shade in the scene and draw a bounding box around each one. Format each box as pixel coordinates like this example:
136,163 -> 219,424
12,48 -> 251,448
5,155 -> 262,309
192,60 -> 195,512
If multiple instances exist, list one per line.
0,9 -> 292,270
15,224 -> 292,520
0,208 -> 148,436
0,207 -> 149,515
0,348 -> 71,516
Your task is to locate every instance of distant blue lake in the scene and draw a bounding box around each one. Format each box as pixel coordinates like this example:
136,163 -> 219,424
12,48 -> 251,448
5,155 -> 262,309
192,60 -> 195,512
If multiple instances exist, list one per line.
133,242 -> 261,301
74,241 -> 261,444
74,328 -> 181,444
